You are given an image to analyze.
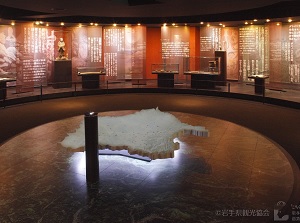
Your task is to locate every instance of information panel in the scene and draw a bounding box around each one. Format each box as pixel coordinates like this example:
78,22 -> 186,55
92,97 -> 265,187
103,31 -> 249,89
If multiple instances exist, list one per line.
103,26 -> 146,80
200,26 -> 221,57
282,24 -> 300,83
161,26 -> 190,78
238,25 -> 269,81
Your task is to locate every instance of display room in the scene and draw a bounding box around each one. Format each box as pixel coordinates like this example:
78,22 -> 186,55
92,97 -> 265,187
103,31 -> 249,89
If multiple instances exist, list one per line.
0,0 -> 300,222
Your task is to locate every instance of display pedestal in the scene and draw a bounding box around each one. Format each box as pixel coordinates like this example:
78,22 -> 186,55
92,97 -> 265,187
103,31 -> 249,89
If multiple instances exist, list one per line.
185,72 -> 218,89
0,78 -> 16,100
153,73 -> 175,88
248,75 -> 269,94
215,51 -> 227,86
78,72 -> 106,89
53,60 -> 72,88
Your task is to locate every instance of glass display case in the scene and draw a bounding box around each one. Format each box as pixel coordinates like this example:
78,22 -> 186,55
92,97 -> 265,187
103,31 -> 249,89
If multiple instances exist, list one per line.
77,67 -> 106,75
54,31 -> 72,61
151,64 -> 179,74
77,67 -> 106,89
183,57 -> 221,74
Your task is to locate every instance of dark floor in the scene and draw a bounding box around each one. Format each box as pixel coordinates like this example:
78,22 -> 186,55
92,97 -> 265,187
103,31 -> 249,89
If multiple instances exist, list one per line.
0,93 -> 300,222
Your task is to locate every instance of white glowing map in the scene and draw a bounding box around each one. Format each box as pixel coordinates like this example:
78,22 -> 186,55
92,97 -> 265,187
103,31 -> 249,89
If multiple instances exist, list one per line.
61,108 -> 209,159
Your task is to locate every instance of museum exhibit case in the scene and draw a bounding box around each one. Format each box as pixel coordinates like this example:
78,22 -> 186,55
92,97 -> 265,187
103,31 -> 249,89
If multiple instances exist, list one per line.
214,51 -> 227,86
52,31 -> 72,88
77,67 -> 106,89
0,77 -> 16,100
183,57 -> 221,89
151,64 -> 179,88
248,73 -> 270,95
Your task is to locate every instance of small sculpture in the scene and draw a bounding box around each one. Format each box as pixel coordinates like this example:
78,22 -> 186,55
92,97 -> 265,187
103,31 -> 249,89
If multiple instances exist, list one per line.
57,37 -> 67,60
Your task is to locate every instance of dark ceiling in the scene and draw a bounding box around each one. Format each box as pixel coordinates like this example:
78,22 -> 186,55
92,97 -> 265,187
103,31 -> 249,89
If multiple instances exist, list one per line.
0,0 -> 299,25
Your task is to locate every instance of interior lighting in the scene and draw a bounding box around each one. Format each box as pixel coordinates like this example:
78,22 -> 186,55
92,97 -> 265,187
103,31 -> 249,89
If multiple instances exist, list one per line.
266,19 -> 270,22
219,23 -> 222,26
222,24 -> 226,27
11,21 -> 15,26
125,24 -> 128,28
253,19 -> 258,22
172,23 -> 176,26
207,24 -> 210,27
200,22 -> 204,25
245,21 -> 248,25
60,22 -> 65,26
137,23 -> 141,26
78,23 -> 82,27
163,23 -> 167,26
113,23 -> 117,27
288,18 -> 293,22
95,23 -> 98,26
276,23 -> 280,26
46,23 -> 49,27
35,21 -> 40,25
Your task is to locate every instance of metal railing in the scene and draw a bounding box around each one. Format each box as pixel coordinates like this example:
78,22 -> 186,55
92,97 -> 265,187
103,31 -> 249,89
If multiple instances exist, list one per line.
1,78 -> 300,108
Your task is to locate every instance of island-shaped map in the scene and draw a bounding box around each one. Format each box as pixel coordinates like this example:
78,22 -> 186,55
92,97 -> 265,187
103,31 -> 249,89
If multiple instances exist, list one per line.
61,108 -> 209,159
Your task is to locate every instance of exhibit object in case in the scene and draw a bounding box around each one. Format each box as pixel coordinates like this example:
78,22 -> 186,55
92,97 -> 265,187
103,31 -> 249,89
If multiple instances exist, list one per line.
248,74 -> 269,94
0,77 -> 16,100
214,51 -> 227,86
151,64 -> 179,88
77,67 -> 106,89
183,57 -> 221,89
52,60 -> 72,88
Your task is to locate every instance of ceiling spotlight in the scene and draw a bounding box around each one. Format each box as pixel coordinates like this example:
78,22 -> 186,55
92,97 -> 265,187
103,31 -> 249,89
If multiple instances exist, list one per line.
11,21 -> 15,26
288,18 -> 293,22
253,19 -> 258,22
35,21 -> 40,25
60,22 -> 65,26
163,23 -> 167,26
207,24 -> 210,27
245,21 -> 248,25
172,23 -> 176,26
219,23 -> 223,26
46,23 -> 49,27
113,23 -> 117,27
276,23 -> 280,26
78,23 -> 82,27
266,19 -> 270,22
137,23 -> 141,26
200,22 -> 204,25
95,23 -> 98,26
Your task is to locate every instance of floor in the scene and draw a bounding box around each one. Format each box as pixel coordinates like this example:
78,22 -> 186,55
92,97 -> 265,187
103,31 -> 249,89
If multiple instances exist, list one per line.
0,93 -> 299,223
0,110 -> 299,223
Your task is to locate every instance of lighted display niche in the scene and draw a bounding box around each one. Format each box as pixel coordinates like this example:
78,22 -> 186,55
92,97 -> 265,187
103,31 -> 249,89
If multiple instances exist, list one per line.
61,108 -> 209,159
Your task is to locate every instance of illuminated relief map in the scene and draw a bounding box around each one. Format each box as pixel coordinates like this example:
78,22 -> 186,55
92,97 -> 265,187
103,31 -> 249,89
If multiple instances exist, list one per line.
61,108 -> 209,159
